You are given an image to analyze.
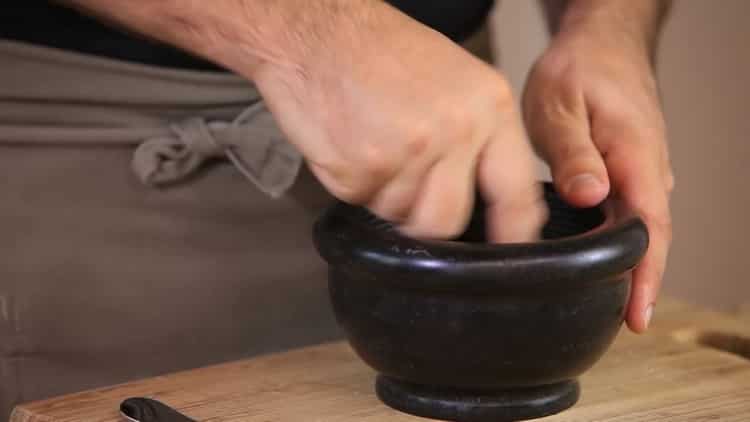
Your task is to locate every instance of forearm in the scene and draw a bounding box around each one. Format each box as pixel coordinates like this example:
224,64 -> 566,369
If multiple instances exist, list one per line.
59,0 -> 380,80
540,0 -> 672,60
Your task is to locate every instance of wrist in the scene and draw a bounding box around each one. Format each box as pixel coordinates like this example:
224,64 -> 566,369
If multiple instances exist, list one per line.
552,0 -> 669,63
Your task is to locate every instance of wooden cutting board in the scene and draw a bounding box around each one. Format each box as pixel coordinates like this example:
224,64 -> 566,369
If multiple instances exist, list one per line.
11,298 -> 750,421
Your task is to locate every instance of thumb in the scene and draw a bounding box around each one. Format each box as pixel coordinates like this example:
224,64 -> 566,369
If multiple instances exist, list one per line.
524,92 -> 609,207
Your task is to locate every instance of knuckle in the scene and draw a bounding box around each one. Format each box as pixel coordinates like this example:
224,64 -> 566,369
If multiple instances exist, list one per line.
313,159 -> 388,206
441,107 -> 477,146
315,163 -> 375,205
488,75 -> 516,112
328,182 -> 368,205
368,194 -> 412,224
494,91 -> 516,116
404,131 -> 431,156
405,119 -> 441,155
370,207 -> 403,225
359,144 -> 394,181
531,51 -> 578,90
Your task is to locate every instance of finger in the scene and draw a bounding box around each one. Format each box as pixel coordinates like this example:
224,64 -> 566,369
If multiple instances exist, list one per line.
627,225 -> 670,332
367,145 -> 442,223
479,108 -> 547,243
399,148 -> 478,240
652,114 -> 674,194
308,143 -> 400,205
605,141 -> 672,333
308,163 -> 382,205
523,82 -> 609,207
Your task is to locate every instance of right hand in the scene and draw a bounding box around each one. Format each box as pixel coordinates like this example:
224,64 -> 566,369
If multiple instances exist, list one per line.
251,1 -> 546,241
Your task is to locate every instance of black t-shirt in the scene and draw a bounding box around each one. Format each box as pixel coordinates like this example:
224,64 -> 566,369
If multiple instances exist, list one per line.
0,0 -> 494,71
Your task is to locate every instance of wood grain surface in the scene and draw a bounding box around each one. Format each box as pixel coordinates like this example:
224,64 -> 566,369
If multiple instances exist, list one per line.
11,298 -> 750,422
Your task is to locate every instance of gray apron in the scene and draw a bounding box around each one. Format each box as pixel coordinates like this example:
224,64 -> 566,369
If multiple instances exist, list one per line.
0,26 -> 492,419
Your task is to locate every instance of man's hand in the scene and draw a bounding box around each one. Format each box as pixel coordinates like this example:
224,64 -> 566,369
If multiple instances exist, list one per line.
527,0 -> 674,332
250,1 -> 547,241
63,0 -> 546,242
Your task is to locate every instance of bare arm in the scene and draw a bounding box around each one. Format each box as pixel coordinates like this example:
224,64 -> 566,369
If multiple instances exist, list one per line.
540,0 -> 672,62
57,0 -> 547,244
60,0 -> 377,80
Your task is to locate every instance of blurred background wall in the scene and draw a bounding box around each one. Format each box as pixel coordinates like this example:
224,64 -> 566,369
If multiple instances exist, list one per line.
491,0 -> 750,312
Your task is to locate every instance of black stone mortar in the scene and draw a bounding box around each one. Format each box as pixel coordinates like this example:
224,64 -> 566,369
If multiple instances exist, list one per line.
313,183 -> 648,422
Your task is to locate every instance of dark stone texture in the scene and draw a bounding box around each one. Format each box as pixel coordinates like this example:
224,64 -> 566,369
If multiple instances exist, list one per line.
313,183 -> 648,421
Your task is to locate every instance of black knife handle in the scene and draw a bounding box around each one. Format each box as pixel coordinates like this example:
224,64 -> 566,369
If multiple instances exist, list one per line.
120,398 -> 197,422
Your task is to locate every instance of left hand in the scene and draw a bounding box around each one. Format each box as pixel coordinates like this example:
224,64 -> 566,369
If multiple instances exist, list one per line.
522,29 -> 673,333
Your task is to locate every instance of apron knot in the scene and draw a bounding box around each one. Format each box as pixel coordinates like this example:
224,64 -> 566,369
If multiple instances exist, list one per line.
132,103 -> 302,198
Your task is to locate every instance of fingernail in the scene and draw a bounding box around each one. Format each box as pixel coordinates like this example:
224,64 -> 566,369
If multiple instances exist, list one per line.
566,174 -> 603,197
644,304 -> 654,329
